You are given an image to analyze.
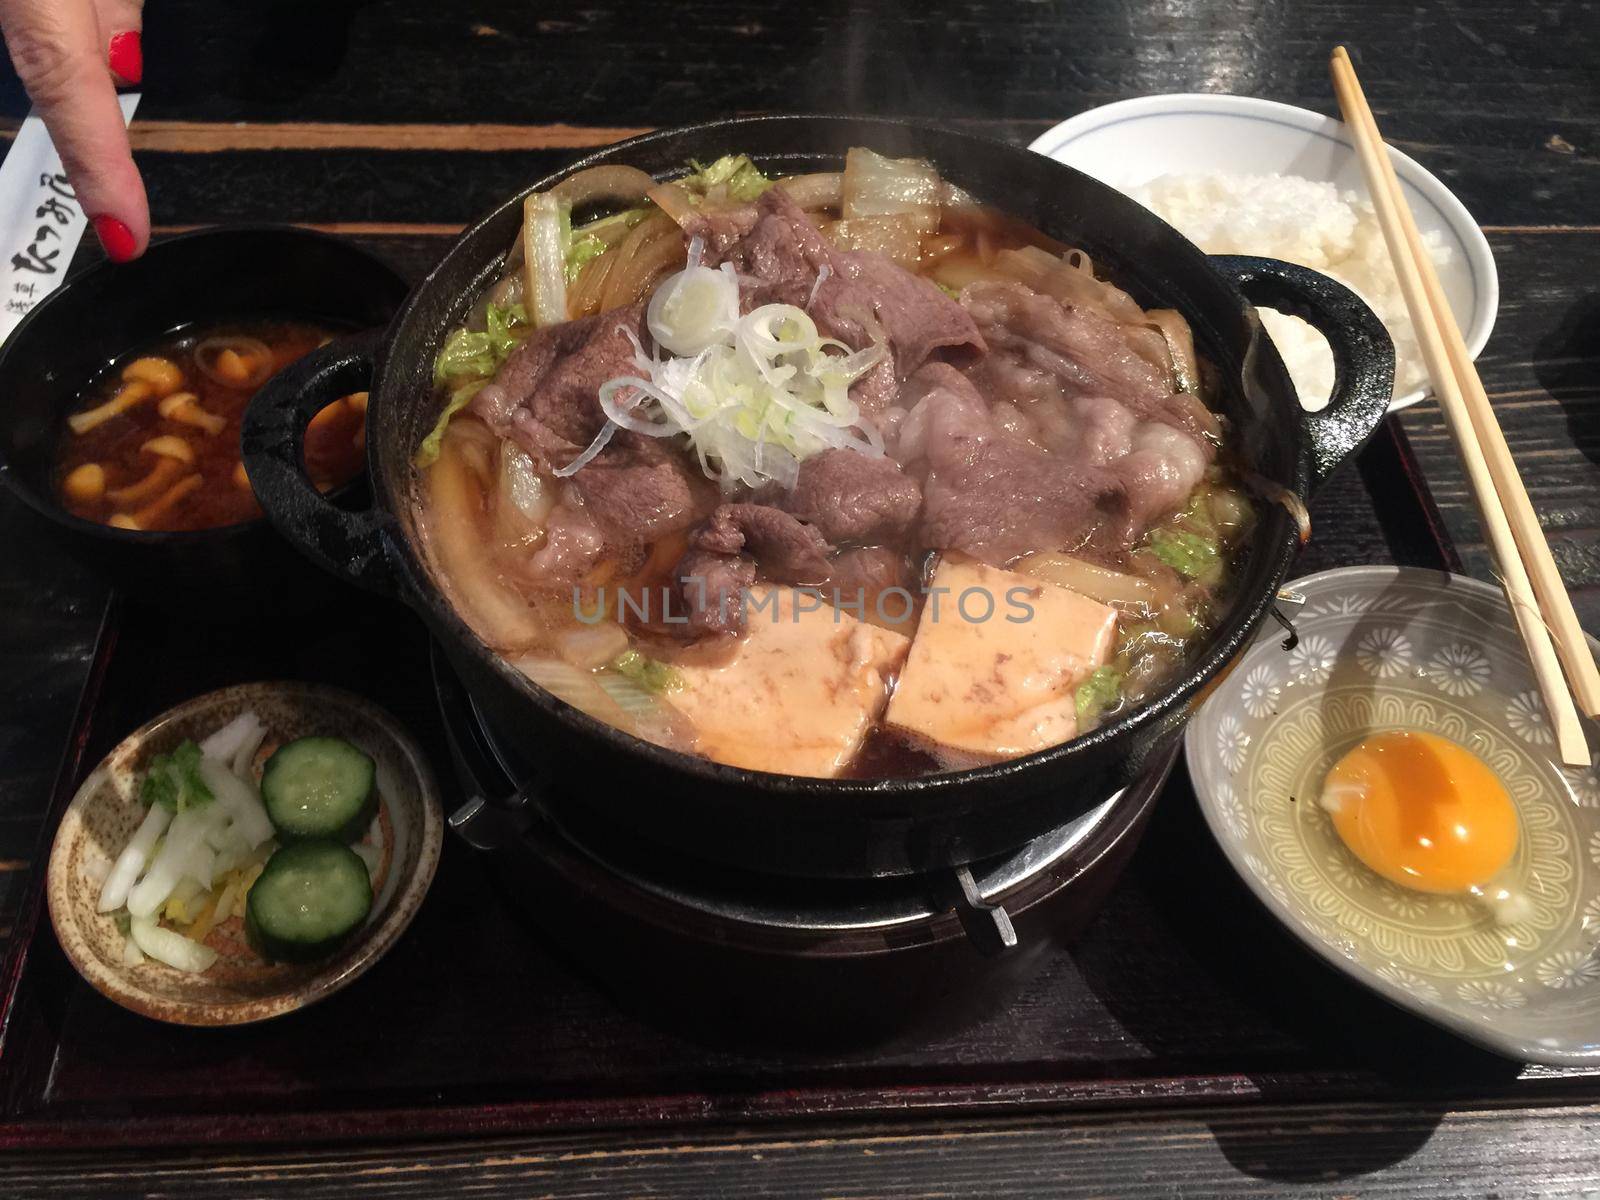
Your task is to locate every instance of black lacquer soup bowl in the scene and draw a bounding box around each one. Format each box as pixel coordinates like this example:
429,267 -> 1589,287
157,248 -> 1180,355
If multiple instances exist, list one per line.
0,226 -> 408,608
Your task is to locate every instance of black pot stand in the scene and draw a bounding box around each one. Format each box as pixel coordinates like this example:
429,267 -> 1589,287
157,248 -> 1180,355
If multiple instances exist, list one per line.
434,642 -> 1176,1044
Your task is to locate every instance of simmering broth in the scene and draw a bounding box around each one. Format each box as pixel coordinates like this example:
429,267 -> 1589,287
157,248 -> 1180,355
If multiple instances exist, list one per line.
413,149 -> 1255,779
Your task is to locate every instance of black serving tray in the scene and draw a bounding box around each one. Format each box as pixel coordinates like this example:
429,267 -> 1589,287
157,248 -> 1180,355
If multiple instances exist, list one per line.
5,418 -> 1591,1152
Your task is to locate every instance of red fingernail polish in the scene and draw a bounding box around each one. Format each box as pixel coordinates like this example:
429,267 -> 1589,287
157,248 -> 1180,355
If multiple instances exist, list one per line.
108,31 -> 142,85
92,215 -> 137,263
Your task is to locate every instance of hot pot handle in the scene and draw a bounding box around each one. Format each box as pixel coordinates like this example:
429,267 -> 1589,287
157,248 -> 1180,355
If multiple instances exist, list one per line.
1210,254 -> 1396,493
241,328 -> 396,595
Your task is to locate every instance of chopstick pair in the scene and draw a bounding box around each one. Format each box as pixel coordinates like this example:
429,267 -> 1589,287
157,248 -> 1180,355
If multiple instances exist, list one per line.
1330,46 -> 1598,767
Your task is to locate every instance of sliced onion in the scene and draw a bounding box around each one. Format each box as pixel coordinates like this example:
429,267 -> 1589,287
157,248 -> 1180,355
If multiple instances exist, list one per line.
488,272 -> 524,309
1247,472 -> 1312,545
549,165 -> 654,210
774,172 -> 843,209
97,803 -> 172,913
198,711 -> 264,765
130,913 -> 217,973
646,182 -> 698,228
1013,552 -> 1157,611
198,756 -> 275,848
1148,309 -> 1201,395
554,623 -> 631,669
568,242 -> 619,318
993,247 -> 1146,325
599,212 -> 683,312
126,805 -> 225,918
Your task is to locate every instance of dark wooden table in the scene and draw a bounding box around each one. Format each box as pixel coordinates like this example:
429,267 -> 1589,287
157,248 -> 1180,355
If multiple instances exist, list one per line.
1,0 -> 1598,1194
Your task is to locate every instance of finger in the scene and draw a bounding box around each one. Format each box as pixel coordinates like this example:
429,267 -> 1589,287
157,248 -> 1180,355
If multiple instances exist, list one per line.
0,0 -> 149,259
93,0 -> 142,83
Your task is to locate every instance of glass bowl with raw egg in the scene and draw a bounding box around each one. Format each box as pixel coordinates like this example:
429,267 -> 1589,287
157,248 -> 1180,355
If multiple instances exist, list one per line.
0,226 -> 408,611
1187,565 -> 1600,1065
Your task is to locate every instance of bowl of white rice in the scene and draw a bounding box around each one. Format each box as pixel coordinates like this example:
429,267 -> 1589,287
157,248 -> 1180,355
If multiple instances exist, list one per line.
1029,94 -> 1498,413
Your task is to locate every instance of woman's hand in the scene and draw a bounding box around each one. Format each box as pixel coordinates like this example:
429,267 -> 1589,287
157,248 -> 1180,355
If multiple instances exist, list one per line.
0,0 -> 146,261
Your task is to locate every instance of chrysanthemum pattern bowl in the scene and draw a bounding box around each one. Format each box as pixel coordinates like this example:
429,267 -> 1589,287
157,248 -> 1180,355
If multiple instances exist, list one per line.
1187,566 -> 1600,1064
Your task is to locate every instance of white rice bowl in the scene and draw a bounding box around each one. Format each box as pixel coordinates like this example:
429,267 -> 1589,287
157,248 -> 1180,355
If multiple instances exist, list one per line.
1131,172 -> 1449,411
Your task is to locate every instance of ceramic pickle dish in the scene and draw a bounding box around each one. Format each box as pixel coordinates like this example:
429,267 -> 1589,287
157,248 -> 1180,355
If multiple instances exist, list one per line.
47,681 -> 444,1026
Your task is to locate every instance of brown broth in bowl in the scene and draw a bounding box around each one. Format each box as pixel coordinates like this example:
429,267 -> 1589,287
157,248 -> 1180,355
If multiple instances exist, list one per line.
56,319 -> 366,532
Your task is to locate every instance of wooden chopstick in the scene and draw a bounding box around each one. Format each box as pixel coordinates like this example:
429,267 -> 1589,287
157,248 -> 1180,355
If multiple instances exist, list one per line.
1330,46 -> 1593,766
1330,48 -> 1600,725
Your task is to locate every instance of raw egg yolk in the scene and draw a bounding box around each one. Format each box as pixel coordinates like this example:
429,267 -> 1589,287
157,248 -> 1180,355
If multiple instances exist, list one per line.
1321,730 -> 1518,894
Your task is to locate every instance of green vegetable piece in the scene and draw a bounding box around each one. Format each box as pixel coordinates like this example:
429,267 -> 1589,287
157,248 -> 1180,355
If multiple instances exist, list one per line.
113,910 -> 131,937
431,301 -> 529,390
246,839 -> 373,964
611,649 -> 684,695
566,208 -> 647,281
1148,529 -> 1220,580
682,154 -> 773,202
1076,667 -> 1123,725
567,233 -> 610,280
414,381 -> 485,469
418,299 -> 531,467
140,740 -> 214,813
261,736 -> 377,843
432,328 -> 494,387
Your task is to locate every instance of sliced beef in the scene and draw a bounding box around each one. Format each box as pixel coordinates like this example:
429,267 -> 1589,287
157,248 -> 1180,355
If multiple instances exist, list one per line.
695,503 -> 832,585
723,190 -> 984,409
825,545 -> 916,625
568,430 -> 715,544
896,363 -> 1128,564
1114,421 -> 1211,533
667,503 -> 832,638
815,250 -> 986,385
679,203 -> 761,257
520,499 -> 607,584
962,280 -> 1218,442
470,303 -> 646,448
506,407 -> 581,464
665,501 -> 835,638
959,279 -> 1220,538
676,548 -> 757,636
719,189 -> 839,302
779,448 -> 921,545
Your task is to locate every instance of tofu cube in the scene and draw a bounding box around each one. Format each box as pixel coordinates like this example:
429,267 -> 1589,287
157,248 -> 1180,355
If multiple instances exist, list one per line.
885,558 -> 1117,765
666,587 -> 911,777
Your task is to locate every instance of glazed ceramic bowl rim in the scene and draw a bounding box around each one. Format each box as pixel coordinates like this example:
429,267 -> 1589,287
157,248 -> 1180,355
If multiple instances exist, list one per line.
1185,563 -> 1600,1064
362,112 -> 1354,806
0,223 -> 402,545
1027,92 -> 1499,413
45,680 -> 444,1026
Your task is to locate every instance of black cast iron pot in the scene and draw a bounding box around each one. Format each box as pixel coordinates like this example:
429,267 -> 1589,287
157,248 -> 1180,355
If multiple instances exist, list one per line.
243,115 -> 1395,880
